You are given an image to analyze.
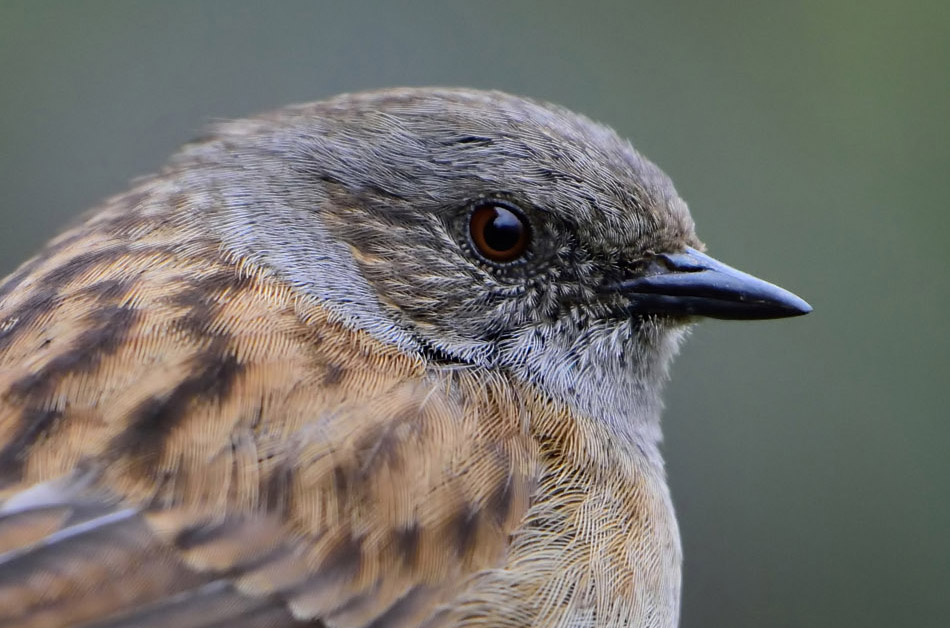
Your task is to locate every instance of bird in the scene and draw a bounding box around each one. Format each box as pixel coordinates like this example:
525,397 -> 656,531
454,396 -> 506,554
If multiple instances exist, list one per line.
0,88 -> 810,628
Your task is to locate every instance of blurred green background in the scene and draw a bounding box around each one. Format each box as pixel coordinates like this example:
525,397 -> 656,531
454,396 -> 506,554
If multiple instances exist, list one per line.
1,2 -> 947,626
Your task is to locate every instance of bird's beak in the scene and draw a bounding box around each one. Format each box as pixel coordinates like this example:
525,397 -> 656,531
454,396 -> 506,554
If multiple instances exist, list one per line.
614,247 -> 812,320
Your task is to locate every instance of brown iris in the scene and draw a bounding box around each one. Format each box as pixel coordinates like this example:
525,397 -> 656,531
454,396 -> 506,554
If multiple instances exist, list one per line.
469,202 -> 529,263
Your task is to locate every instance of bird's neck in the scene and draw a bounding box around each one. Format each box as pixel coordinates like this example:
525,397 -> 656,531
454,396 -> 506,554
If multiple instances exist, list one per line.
501,320 -> 690,461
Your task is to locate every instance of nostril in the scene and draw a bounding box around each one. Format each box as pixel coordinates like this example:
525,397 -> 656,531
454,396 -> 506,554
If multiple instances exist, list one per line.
655,251 -> 705,273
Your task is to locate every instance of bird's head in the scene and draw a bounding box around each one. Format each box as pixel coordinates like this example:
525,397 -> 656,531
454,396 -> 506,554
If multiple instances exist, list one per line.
184,88 -> 809,437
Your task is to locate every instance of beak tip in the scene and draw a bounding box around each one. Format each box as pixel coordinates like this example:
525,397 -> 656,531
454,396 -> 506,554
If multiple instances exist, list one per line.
777,288 -> 812,318
778,301 -> 812,319
741,285 -> 812,320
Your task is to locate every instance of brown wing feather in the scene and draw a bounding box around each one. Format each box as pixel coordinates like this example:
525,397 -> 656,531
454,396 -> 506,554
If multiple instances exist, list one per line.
0,209 -> 538,627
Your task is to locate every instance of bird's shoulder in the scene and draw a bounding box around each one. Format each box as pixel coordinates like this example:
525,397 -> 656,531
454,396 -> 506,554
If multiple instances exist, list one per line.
0,212 -> 541,627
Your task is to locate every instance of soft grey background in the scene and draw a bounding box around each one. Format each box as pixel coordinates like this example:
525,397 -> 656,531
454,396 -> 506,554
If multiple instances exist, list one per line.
1,2 -> 947,627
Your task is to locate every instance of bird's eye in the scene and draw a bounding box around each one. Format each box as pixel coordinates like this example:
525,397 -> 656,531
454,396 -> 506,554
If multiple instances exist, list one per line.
468,202 -> 530,263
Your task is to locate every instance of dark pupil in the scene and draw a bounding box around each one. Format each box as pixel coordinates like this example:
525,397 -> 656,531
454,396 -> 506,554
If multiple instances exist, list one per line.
483,207 -> 523,252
